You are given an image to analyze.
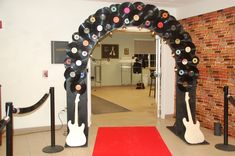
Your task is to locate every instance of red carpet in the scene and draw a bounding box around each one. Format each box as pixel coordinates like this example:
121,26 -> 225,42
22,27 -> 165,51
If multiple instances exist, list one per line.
92,126 -> 172,156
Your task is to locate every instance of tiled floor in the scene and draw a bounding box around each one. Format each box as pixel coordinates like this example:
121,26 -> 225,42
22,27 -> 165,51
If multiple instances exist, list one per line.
1,86 -> 235,156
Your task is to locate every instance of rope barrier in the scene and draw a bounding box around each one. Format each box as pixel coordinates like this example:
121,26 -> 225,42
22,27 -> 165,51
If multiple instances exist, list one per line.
13,93 -> 49,114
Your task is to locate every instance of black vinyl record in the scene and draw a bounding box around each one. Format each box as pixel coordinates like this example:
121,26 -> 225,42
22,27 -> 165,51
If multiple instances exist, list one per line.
70,58 -> 88,71
159,9 -> 169,19
79,22 -> 93,39
64,57 -> 72,69
142,4 -> 159,21
184,41 -> 196,54
64,67 -> 80,81
188,66 -> 199,78
66,42 -> 82,59
177,77 -> 194,92
70,80 -> 87,94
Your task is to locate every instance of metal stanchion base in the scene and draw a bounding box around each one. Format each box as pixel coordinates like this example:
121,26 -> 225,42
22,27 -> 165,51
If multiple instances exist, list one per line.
215,144 -> 235,152
42,145 -> 64,153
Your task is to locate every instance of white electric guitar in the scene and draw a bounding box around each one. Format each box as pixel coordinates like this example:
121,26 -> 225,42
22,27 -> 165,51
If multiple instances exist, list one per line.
66,93 -> 86,147
183,92 -> 205,144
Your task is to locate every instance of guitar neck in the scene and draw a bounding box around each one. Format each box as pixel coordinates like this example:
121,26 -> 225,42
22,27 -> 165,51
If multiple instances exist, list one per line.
74,94 -> 80,124
185,92 -> 193,123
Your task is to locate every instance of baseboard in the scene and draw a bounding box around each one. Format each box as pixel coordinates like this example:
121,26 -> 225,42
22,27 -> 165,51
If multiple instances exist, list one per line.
1,125 -> 66,136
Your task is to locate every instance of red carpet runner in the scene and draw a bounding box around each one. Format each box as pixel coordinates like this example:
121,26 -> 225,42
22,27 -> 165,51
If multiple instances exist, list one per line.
92,126 -> 172,156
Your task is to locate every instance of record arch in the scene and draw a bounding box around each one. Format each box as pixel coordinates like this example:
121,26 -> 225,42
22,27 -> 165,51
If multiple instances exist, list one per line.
64,2 -> 200,146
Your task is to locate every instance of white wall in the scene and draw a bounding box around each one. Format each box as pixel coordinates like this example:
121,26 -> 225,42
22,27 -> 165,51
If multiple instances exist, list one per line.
0,0 -> 178,129
0,0 -> 113,129
176,0 -> 235,19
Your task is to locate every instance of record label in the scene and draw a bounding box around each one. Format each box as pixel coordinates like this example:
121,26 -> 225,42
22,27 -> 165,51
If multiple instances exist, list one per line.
82,51 -> 88,57
124,18 -> 130,24
76,60 -> 82,66
185,46 -> 191,53
75,84 -> 82,91
124,7 -> 131,14
137,4 -> 143,11
175,38 -> 181,44
113,16 -> 120,23
182,58 -> 188,65
145,20 -> 151,27
84,28 -> 90,34
110,6 -> 117,12
157,22 -> 164,28
162,12 -> 169,19
72,32 -> 80,41
92,34 -> 98,40
133,15 -> 140,21
90,16 -> 96,23
83,40 -> 89,46
69,71 -> 76,78
71,47 -> 78,54
100,14 -> 106,20
175,49 -> 181,55
97,25 -> 103,32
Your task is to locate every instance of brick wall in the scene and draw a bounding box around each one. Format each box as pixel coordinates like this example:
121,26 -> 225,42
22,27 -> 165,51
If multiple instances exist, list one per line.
180,6 -> 235,137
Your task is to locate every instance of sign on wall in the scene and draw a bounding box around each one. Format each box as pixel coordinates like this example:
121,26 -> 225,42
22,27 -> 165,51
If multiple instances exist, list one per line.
101,44 -> 119,59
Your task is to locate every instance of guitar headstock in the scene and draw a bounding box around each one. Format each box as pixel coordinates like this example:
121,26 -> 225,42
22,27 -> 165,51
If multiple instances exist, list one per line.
185,92 -> 190,101
75,93 -> 80,104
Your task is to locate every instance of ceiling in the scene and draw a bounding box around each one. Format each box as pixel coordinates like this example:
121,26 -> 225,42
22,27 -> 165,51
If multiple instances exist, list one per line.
85,0 -> 205,8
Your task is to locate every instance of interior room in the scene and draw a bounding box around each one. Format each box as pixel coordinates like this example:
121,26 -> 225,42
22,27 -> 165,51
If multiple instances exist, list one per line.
0,0 -> 235,156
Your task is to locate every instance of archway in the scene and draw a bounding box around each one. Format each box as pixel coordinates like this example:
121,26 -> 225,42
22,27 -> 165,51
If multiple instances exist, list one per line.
64,2 -> 199,147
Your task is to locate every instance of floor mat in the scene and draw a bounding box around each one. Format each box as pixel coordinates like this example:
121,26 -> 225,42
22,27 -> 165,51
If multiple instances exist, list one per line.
92,126 -> 172,156
91,95 -> 130,114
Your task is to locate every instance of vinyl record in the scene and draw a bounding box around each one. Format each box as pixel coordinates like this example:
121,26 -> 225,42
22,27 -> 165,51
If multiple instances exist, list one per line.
188,66 -> 199,78
133,2 -> 145,12
70,80 -> 87,94
66,42 -> 82,59
177,80 -> 193,92
64,67 -> 80,81
110,15 -> 124,28
176,56 -> 189,67
87,14 -> 96,24
110,4 -> 119,13
159,10 -> 169,19
79,22 -> 93,39
184,41 -> 196,54
70,58 -> 88,71
191,56 -> 199,65
119,2 -> 135,19
64,57 -> 72,68
142,4 -> 159,22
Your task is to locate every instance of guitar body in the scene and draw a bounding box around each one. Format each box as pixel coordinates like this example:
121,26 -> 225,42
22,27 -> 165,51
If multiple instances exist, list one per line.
183,118 -> 205,144
66,121 -> 86,147
66,94 -> 86,147
182,92 -> 205,144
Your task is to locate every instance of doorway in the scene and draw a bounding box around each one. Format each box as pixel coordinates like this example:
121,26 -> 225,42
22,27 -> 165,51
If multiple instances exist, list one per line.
86,28 -> 163,126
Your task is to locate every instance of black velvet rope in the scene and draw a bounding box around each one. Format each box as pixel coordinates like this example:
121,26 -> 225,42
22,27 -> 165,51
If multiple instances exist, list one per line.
13,93 -> 49,114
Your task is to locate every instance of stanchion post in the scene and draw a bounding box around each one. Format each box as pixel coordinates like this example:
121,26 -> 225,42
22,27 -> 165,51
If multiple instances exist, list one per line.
42,87 -> 64,153
6,102 -> 13,156
50,87 -> 55,147
215,85 -> 235,151
223,86 -> 228,145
